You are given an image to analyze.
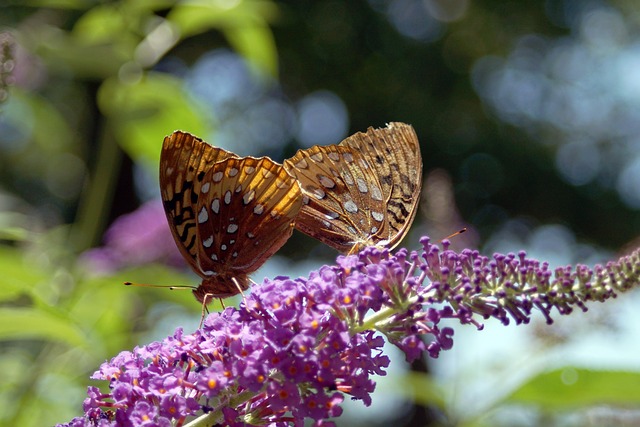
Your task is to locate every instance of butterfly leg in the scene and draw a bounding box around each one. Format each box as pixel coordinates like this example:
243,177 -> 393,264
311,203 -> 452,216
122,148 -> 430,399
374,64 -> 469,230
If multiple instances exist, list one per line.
198,294 -> 214,329
229,277 -> 246,298
347,242 -> 366,256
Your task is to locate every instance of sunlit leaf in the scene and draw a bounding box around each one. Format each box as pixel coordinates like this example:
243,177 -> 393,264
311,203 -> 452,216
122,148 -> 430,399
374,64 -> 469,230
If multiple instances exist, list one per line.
97,72 -> 210,171
226,25 -> 278,77
0,307 -> 87,348
0,212 -> 29,242
0,246 -> 48,301
0,227 -> 28,241
506,368 -> 640,408
72,4 -> 129,44
29,27 -> 129,78
168,0 -> 279,76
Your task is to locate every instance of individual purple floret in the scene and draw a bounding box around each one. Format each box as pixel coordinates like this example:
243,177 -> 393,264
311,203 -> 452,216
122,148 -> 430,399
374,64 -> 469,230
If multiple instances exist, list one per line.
58,238 -> 640,426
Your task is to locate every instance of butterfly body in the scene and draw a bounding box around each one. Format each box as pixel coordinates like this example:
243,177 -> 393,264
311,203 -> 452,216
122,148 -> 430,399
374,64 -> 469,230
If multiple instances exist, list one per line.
160,131 -> 302,304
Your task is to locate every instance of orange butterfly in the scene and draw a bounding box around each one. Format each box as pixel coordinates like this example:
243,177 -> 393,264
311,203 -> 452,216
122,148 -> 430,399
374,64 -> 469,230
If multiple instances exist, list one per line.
159,131 -> 303,305
284,122 -> 422,254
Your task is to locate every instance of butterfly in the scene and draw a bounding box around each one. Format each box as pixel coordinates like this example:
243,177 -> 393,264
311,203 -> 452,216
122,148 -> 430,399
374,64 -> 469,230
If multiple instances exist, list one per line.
283,122 -> 422,254
159,131 -> 303,305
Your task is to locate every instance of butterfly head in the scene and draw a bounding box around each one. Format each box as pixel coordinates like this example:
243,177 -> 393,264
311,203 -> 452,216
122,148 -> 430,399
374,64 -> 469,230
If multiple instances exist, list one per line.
193,273 -> 250,305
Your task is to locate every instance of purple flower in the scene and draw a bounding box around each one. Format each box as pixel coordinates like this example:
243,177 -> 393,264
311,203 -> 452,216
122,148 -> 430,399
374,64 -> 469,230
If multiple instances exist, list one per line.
81,199 -> 184,275
58,238 -> 640,426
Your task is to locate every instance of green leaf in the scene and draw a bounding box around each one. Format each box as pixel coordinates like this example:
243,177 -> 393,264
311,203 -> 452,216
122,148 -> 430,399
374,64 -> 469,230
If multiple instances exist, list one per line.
0,212 -> 29,241
73,4 -> 130,45
97,72 -> 210,171
168,0 -> 279,76
28,28 -> 130,79
0,246 -> 48,301
22,0 -> 92,8
226,24 -> 278,78
3,88 -> 75,155
0,227 -> 28,241
0,307 -> 87,348
506,367 -> 640,408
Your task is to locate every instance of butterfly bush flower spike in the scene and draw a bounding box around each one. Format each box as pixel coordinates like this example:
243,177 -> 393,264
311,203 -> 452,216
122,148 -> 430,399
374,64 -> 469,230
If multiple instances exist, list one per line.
59,239 -> 640,426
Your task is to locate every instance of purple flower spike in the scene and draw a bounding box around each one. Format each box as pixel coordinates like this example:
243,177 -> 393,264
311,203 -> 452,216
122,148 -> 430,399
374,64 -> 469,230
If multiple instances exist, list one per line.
59,239 -> 640,426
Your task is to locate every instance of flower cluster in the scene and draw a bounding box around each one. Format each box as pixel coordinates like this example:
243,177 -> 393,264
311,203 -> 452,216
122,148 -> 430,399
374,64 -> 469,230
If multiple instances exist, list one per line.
60,238 -> 640,426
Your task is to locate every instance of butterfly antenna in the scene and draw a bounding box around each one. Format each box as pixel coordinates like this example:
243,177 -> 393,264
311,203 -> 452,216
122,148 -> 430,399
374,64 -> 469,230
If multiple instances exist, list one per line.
124,282 -> 197,291
439,227 -> 467,243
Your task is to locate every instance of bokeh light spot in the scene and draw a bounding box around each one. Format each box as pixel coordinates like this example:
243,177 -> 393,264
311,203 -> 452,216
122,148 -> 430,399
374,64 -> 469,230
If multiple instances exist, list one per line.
555,140 -> 600,186
295,90 -> 348,148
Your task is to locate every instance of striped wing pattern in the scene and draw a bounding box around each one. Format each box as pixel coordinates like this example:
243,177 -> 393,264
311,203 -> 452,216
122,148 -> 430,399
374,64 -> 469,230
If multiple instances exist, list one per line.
160,131 -> 302,302
160,131 -> 238,273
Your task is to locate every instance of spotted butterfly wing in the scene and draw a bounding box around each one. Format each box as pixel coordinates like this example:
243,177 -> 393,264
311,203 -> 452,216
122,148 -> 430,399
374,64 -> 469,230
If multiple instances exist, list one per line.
160,131 -> 239,273
160,131 -> 302,304
284,122 -> 422,253
283,145 -> 389,252
339,122 -> 422,250
193,156 -> 302,278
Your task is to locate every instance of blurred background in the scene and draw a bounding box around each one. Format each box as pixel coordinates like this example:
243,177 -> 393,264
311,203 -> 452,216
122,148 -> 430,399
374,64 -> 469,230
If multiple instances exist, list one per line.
1,0 -> 639,426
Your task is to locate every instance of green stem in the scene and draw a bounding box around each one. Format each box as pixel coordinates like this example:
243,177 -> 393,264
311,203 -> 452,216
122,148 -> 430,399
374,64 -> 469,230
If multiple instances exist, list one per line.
70,121 -> 123,252
352,293 -> 422,333
183,389 -> 257,427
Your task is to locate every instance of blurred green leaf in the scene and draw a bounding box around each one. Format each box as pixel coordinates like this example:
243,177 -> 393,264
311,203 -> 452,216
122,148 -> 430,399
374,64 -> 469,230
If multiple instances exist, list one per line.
28,26 -> 130,78
506,367 -> 640,408
0,307 -> 87,348
72,4 -> 130,45
70,264 -> 205,351
169,0 -> 279,76
0,246 -> 48,301
98,72 -> 210,171
0,212 -> 29,241
3,89 -> 74,155
226,24 -> 278,78
69,275 -> 137,354
0,227 -> 28,241
22,0 -> 91,8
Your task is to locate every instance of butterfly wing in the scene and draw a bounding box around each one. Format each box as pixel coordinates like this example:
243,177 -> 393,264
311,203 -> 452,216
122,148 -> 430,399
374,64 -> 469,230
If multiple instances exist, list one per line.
193,156 -> 303,276
284,145 -> 389,252
284,122 -> 422,253
159,131 -> 238,276
339,122 -> 422,249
